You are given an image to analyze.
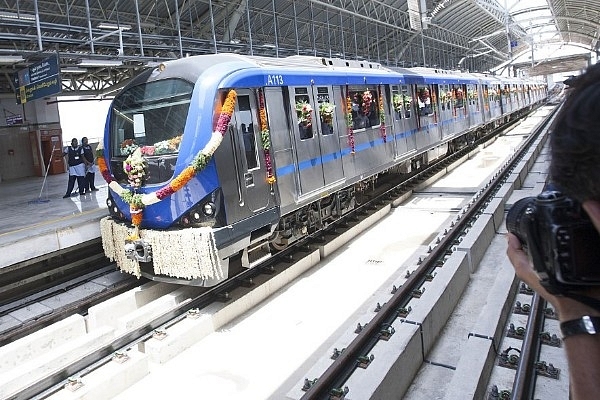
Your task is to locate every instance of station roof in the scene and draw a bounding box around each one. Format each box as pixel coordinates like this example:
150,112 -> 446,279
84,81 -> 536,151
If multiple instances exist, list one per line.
0,0 -> 598,96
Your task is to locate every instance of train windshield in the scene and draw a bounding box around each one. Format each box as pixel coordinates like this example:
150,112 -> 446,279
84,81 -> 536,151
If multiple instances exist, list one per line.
110,78 -> 194,157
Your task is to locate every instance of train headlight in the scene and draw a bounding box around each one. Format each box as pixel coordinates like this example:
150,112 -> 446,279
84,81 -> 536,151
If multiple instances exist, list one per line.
203,202 -> 216,216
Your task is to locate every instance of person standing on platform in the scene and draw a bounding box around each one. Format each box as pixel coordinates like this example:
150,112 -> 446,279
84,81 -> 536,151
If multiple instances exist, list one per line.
62,138 -> 88,198
81,136 -> 98,192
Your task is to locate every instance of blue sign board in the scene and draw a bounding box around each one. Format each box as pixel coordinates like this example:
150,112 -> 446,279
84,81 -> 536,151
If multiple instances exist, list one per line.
14,53 -> 62,104
6,114 -> 23,125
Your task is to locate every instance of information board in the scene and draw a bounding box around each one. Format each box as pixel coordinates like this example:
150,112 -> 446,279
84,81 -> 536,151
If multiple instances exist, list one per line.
14,53 -> 62,104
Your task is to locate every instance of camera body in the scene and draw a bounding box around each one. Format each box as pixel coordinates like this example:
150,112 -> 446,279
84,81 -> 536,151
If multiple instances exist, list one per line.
507,189 -> 600,293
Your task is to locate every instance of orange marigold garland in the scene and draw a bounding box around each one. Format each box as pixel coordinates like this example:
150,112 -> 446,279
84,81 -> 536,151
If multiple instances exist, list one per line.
257,88 -> 276,186
378,86 -> 386,143
96,89 -> 238,238
345,86 -> 355,154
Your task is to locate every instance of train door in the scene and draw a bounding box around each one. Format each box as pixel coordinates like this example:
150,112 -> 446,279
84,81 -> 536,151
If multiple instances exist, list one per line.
230,89 -> 272,212
438,84 -> 453,138
452,84 -> 469,133
494,84 -> 504,117
401,85 -> 417,151
416,83 -> 438,148
501,85 -> 511,113
390,84 -> 411,156
467,83 -> 482,128
482,84 -> 492,121
290,86 -> 344,195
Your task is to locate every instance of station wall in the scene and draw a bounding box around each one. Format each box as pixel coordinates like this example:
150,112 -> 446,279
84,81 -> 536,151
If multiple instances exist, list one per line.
0,94 -> 61,181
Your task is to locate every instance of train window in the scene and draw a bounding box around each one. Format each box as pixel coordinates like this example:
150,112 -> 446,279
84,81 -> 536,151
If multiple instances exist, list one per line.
440,84 -> 451,111
401,85 -> 411,118
110,78 -> 193,157
316,87 -> 335,136
416,85 -> 433,116
391,85 -> 403,119
467,84 -> 479,111
295,88 -> 314,140
347,85 -> 380,130
236,94 -> 259,170
482,85 -> 489,108
453,85 -> 465,109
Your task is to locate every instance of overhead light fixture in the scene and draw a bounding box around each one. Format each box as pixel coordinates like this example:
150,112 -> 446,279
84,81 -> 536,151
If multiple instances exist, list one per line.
0,11 -> 35,21
97,23 -> 131,31
0,55 -> 24,64
61,67 -> 87,74
77,59 -> 123,67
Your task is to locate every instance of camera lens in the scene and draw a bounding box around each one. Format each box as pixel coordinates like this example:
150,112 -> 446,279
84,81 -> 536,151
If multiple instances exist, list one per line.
506,197 -> 535,245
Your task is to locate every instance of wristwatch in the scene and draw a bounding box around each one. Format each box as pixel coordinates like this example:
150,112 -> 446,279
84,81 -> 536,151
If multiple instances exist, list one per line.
560,316 -> 600,339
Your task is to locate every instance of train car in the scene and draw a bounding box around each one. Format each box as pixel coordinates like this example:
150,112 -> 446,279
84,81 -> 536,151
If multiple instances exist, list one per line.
98,54 -> 545,286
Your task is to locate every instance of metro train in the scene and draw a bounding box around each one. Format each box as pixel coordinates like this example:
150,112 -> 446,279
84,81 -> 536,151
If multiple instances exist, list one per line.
98,53 -> 546,286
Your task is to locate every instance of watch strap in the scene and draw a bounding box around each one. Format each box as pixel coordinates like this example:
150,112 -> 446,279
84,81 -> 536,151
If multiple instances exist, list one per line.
560,316 -> 600,339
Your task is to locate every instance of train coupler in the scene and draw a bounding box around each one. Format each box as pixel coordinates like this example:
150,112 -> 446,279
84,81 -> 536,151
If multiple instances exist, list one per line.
124,239 -> 153,263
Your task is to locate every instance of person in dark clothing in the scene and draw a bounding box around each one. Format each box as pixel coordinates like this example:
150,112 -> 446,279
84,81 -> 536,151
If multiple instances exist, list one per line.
81,137 -> 98,192
62,138 -> 88,198
507,64 -> 600,399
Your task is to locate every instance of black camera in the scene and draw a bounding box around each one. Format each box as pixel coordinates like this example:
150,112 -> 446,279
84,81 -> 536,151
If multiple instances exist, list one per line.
506,189 -> 600,293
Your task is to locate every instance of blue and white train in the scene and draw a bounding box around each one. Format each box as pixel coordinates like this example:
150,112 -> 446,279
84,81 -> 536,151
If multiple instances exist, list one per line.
99,53 -> 546,286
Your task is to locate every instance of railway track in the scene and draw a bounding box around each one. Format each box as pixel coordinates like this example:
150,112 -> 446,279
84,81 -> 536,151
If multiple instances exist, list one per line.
0,105 -> 560,400
0,240 -> 141,347
309,104 -> 563,400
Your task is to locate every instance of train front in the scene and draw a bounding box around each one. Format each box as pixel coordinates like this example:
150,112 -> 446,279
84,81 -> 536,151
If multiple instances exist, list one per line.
99,57 -> 237,286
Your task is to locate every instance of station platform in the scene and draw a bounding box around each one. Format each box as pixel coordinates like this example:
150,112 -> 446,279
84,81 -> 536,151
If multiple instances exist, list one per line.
0,172 -> 108,268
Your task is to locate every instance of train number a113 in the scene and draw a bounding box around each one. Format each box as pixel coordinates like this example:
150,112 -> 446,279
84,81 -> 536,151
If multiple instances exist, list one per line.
266,75 -> 284,86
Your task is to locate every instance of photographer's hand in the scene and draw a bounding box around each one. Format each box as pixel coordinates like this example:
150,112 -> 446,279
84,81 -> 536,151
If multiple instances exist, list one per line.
583,200 -> 600,237
507,200 -> 600,399
507,233 -> 600,320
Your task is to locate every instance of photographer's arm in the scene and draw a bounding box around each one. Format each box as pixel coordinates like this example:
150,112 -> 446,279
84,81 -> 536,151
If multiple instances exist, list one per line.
507,222 -> 600,399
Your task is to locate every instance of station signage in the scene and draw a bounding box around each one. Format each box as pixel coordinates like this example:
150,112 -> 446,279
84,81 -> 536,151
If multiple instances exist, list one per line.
14,53 -> 62,104
5,114 -> 23,125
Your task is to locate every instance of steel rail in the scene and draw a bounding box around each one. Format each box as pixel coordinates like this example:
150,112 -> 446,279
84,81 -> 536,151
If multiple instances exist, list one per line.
301,104 -> 560,399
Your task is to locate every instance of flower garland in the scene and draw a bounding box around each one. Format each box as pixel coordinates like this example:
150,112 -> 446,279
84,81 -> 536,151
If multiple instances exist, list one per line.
123,148 -> 148,188
257,88 -> 276,186
296,101 -> 313,125
378,87 -> 386,143
319,102 -> 335,124
345,89 -> 355,154
140,135 -> 182,156
362,90 -> 373,116
403,94 -> 412,109
97,89 -> 238,239
392,94 -> 403,112
119,139 -> 138,156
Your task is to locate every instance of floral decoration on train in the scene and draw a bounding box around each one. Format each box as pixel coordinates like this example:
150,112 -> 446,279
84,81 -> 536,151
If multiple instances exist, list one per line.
403,94 -> 412,109
362,90 -> 373,116
258,88 -> 276,186
392,94 -> 403,113
97,89 -> 238,238
120,139 -> 139,156
319,102 -> 335,124
296,101 -> 313,125
139,135 -> 182,156
378,87 -> 386,143
123,148 -> 148,188
345,89 -> 355,154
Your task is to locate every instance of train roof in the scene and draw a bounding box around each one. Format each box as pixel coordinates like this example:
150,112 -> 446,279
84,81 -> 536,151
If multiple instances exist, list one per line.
144,54 -> 544,92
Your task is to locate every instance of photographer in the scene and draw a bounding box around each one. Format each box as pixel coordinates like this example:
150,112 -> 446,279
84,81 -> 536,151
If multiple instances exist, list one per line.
507,64 -> 600,399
